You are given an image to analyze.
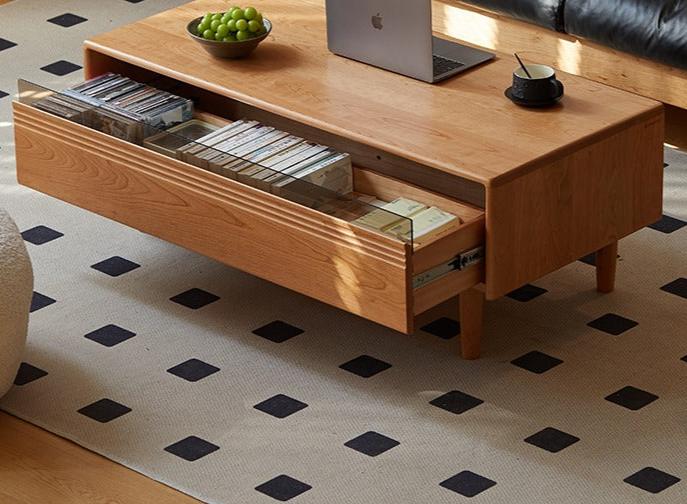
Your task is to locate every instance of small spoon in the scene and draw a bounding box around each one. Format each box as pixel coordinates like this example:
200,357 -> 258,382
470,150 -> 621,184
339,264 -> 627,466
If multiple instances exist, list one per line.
514,53 -> 532,79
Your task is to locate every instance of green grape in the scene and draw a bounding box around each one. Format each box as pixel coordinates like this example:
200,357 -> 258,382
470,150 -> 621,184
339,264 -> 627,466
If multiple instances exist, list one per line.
210,19 -> 221,31
254,13 -> 263,24
248,20 -> 261,32
235,19 -> 248,31
211,13 -> 222,21
231,8 -> 245,20
221,13 -> 232,24
197,21 -> 210,33
236,29 -> 250,41
202,13 -> 213,24
202,29 -> 214,39
223,34 -> 237,42
216,23 -> 230,38
244,7 -> 258,20
227,19 -> 237,31
215,32 -> 225,41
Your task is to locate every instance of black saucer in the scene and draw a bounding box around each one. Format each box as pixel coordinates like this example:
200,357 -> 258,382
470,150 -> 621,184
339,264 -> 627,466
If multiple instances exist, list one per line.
505,85 -> 564,108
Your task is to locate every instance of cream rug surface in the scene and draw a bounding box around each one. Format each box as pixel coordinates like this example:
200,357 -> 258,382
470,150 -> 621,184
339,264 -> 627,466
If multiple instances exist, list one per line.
1,1 -> 687,503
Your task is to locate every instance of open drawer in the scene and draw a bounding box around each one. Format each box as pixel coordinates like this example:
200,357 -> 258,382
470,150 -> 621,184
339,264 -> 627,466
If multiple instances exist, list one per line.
12,96 -> 484,334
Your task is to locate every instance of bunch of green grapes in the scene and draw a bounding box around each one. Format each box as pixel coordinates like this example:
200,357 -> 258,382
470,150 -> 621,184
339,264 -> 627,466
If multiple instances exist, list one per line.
196,6 -> 266,42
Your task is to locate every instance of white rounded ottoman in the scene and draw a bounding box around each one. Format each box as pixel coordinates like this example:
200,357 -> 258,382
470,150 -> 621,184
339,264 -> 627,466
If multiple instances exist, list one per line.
0,208 -> 33,397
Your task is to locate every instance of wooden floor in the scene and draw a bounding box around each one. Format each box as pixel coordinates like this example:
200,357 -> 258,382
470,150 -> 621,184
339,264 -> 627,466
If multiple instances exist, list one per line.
0,412 -> 199,504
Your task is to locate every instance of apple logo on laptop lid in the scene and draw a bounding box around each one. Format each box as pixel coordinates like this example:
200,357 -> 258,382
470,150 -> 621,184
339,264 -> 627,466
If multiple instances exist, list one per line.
371,13 -> 383,30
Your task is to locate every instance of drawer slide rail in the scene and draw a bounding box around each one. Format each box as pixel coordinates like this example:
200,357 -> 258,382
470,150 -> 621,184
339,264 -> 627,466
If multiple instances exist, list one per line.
413,246 -> 485,289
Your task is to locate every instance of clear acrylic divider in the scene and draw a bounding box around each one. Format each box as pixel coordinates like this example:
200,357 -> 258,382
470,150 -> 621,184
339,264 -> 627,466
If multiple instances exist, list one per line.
16,79 -> 414,244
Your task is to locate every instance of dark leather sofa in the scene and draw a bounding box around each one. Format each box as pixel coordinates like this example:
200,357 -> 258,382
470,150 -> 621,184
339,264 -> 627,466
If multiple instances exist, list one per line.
464,0 -> 687,70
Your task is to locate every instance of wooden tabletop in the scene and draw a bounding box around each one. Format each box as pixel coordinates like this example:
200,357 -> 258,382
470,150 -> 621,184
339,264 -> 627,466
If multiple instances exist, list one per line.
85,0 -> 661,186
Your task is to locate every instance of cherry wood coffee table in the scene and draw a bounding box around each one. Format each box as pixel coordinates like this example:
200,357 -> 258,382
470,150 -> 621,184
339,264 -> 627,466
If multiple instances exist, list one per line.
13,0 -> 664,358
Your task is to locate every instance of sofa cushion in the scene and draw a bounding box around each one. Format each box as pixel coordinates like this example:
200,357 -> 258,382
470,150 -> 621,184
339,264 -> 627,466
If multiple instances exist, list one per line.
461,0 -> 565,31
565,0 -> 687,70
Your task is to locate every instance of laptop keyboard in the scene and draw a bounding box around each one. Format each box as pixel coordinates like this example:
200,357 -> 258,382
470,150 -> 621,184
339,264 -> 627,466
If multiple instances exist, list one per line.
433,54 -> 464,76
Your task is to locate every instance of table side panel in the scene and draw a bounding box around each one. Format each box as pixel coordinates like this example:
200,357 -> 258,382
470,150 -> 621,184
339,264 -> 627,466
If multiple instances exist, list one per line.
13,102 -> 413,332
485,110 -> 664,299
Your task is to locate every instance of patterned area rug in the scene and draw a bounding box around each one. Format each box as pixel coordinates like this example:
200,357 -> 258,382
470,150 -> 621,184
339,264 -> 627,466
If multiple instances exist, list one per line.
1,2 -> 687,503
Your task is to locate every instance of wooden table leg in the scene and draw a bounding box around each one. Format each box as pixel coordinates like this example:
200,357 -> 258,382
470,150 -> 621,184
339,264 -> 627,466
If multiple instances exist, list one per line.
459,287 -> 484,360
596,241 -> 618,293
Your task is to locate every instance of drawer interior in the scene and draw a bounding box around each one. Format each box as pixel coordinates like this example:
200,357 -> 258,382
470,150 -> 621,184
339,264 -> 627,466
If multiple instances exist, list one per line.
84,47 -> 486,208
13,68 -> 485,333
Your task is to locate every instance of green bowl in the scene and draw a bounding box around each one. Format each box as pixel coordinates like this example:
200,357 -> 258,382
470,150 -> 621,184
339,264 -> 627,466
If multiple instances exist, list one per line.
187,16 -> 272,59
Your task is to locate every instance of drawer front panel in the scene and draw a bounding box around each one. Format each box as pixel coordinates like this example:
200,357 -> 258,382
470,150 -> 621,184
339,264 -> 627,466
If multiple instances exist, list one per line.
13,102 -> 413,332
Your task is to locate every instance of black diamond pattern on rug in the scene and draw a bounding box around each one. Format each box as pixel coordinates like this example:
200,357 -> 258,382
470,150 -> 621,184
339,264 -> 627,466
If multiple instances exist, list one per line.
605,386 -> 658,411
13,362 -> 48,386
21,225 -> 63,245
254,394 -> 308,419
164,436 -> 219,462
169,288 -> 220,309
579,252 -> 620,266
84,324 -> 136,347
648,214 -> 687,234
30,291 -> 56,312
0,91 -> 8,100
624,467 -> 680,494
430,390 -> 484,415
339,355 -> 392,378
587,313 -> 638,335
524,427 -> 580,453
252,320 -> 304,343
40,60 -> 82,76
47,13 -> 88,27
440,470 -> 497,497
77,398 -> 131,423
90,256 -> 140,277
420,317 -> 460,340
579,253 -> 596,266
507,284 -> 548,302
0,38 -> 17,52
661,278 -> 687,300
511,351 -> 563,374
344,431 -> 400,457
167,359 -> 220,382
255,475 -> 312,501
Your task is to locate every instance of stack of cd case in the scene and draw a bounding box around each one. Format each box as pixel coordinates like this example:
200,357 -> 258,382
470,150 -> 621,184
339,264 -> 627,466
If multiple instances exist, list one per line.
174,119 -> 353,199
144,120 -> 219,157
34,73 -> 193,145
32,93 -> 92,122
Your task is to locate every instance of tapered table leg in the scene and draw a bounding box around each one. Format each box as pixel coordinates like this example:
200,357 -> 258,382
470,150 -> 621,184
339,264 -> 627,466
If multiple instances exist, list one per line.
596,241 -> 618,293
459,287 -> 484,360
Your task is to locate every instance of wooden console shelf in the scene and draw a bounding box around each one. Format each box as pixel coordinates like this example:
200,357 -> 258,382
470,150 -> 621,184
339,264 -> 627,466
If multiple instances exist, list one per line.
13,0 -> 665,358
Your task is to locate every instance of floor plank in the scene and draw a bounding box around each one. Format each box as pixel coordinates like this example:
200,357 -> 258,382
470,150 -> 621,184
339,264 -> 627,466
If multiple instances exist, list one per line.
0,412 -> 200,504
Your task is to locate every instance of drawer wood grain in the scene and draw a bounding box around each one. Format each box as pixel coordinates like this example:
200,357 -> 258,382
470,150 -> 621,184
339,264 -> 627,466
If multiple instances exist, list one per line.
14,101 -> 414,332
13,101 -> 485,333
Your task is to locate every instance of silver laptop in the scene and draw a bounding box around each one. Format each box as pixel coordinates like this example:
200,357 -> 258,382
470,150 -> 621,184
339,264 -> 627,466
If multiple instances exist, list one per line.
325,0 -> 495,83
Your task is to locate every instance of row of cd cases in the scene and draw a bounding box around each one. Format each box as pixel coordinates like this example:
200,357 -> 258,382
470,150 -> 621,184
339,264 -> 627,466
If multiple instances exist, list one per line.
16,79 -> 416,243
